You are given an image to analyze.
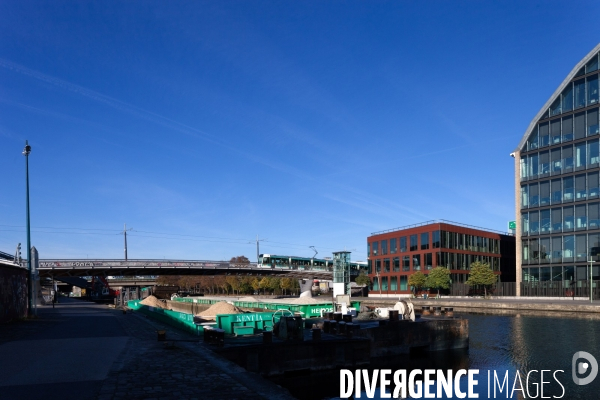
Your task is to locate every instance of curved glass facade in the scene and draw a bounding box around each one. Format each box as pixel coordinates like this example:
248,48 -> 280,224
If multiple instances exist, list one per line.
518,48 -> 600,287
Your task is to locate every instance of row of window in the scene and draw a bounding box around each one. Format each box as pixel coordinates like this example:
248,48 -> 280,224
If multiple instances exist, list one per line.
520,138 -> 600,181
522,265 -> 599,283
368,253 -> 500,273
369,231 -> 501,257
370,273 -> 480,292
369,231 -> 441,256
527,107 -> 599,152
541,53 -> 600,122
439,230 -> 500,254
521,172 -> 600,208
522,203 -> 600,235
521,233 -> 600,264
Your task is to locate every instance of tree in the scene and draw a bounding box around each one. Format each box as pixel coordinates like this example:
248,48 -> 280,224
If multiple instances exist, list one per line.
269,277 -> 281,295
280,277 -> 294,295
230,256 -> 250,265
425,267 -> 451,298
466,261 -> 497,297
251,278 -> 261,294
355,270 -> 370,286
408,271 -> 427,296
156,275 -> 180,286
226,276 -> 241,295
259,277 -> 271,295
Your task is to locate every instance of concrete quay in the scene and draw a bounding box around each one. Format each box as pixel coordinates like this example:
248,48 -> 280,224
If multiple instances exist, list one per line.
360,296 -> 600,315
0,297 -> 293,400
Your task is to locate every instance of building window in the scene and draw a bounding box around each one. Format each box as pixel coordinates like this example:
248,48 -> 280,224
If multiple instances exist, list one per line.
575,79 -> 586,109
368,259 -> 373,274
390,276 -> 397,291
552,208 -> 562,232
412,254 -> 421,271
400,237 -> 407,252
393,257 -> 400,272
564,206 -> 574,231
425,253 -> 432,270
540,210 -> 550,233
381,240 -> 388,255
432,230 -> 440,248
400,275 -> 407,291
590,202 -> 600,229
367,242 -> 370,257
410,235 -> 418,251
421,233 -> 429,250
402,256 -> 410,271
563,116 -> 574,142
372,241 -> 379,256
588,75 -> 599,106
384,258 -> 390,273
563,176 -> 574,201
381,277 -> 388,291
375,259 -> 381,272
563,235 -> 575,261
390,238 -> 397,254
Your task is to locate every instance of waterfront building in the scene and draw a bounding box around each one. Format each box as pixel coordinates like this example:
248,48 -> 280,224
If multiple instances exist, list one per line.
367,221 -> 515,297
513,44 -> 600,296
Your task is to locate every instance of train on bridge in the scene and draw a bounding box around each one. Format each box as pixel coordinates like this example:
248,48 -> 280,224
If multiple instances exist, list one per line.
257,254 -> 367,275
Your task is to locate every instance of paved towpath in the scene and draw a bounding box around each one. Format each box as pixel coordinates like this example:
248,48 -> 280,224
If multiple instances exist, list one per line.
0,297 -> 293,400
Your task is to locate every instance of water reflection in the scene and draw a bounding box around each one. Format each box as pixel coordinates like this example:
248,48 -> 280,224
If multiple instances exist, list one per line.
270,313 -> 600,399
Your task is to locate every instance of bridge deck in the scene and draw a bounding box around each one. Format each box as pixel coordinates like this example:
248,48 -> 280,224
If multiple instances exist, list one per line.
37,259 -> 340,279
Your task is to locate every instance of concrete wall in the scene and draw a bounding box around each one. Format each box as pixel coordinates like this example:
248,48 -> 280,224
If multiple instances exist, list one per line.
0,264 -> 28,322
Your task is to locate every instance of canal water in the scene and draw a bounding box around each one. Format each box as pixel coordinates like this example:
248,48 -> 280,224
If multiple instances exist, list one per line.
269,312 -> 600,399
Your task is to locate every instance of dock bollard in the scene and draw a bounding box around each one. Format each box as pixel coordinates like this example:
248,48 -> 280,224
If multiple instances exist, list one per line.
389,309 -> 399,321
338,321 -> 346,335
330,320 -> 338,335
325,312 -> 334,320
342,314 -> 353,323
157,330 -> 166,341
333,312 -> 343,322
421,306 -> 430,316
312,328 -> 322,341
323,320 -> 331,334
445,307 -> 454,317
345,323 -> 354,338
263,330 -> 273,344
434,306 -> 442,316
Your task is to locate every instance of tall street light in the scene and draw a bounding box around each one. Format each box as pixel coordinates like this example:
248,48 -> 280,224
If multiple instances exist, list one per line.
23,140 -> 32,314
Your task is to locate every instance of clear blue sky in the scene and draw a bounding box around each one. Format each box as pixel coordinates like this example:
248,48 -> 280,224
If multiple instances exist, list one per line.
1,1 -> 599,261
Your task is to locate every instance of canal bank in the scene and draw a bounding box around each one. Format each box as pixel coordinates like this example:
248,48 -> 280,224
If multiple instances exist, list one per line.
361,296 -> 600,314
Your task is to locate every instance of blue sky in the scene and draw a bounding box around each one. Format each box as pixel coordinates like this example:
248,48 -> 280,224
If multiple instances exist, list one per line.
1,1 -> 599,261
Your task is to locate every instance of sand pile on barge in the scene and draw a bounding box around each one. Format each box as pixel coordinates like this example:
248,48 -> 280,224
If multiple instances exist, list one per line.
140,295 -> 170,309
197,301 -> 244,317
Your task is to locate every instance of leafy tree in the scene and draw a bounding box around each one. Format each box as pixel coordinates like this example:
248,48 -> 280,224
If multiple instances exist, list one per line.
251,278 -> 261,294
355,270 -> 370,286
408,271 -> 427,296
226,276 -> 241,295
259,277 -> 271,295
269,277 -> 281,295
425,267 -> 451,298
230,256 -> 250,265
466,261 -> 497,297
280,277 -> 293,295
156,275 -> 180,286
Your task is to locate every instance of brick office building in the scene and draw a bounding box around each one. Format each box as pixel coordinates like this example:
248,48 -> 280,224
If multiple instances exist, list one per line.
367,220 -> 515,296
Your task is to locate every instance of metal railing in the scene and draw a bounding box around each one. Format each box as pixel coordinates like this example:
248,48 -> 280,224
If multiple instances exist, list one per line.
371,219 -> 514,237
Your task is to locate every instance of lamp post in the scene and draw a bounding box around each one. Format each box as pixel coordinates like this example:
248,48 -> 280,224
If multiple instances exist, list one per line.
589,257 -> 596,304
23,140 -> 32,315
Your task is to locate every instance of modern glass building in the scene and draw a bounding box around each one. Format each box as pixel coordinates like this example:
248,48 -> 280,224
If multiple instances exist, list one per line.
367,221 -> 515,296
514,44 -> 600,295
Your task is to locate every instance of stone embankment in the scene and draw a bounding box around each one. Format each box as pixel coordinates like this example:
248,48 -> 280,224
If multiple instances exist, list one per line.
361,297 -> 600,315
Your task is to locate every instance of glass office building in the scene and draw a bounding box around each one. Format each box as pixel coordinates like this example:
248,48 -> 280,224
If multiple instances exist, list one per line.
514,44 -> 600,295
367,221 -> 515,296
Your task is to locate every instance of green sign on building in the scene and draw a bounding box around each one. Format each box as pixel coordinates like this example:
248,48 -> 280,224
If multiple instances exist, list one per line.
508,221 -> 516,230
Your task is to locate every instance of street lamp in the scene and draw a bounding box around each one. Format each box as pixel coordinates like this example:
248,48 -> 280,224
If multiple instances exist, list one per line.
589,256 -> 596,304
22,140 -> 33,315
